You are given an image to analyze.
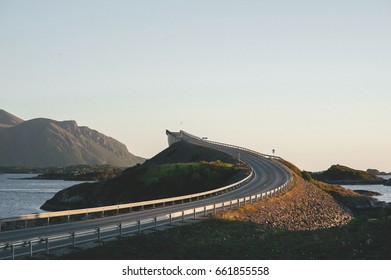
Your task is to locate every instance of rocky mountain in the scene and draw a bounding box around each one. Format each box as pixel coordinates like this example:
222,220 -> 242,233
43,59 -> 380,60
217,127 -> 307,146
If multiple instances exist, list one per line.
0,109 -> 144,167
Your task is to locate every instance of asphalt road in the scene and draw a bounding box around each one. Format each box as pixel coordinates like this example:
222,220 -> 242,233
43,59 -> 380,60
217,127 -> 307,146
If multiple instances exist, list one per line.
0,138 -> 290,258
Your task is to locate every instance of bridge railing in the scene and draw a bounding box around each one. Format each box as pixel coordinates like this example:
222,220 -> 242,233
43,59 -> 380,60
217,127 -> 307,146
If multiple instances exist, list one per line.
0,178 -> 292,260
179,130 -> 293,179
0,161 -> 254,232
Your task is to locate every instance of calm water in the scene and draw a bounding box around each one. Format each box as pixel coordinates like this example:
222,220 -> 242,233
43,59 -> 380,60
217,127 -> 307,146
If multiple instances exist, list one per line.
0,173 -> 89,218
342,175 -> 391,203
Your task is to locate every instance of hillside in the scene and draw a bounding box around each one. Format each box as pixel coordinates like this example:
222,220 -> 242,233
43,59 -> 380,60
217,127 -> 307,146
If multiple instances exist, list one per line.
0,110 -> 144,167
41,141 -> 248,211
0,109 -> 24,128
309,164 -> 385,185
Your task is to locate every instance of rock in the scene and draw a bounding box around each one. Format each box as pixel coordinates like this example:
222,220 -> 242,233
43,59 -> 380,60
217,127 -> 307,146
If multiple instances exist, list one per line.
354,190 -> 382,196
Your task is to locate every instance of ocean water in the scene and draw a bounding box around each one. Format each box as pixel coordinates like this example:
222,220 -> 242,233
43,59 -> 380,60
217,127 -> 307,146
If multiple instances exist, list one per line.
342,175 -> 391,203
0,173 -> 89,218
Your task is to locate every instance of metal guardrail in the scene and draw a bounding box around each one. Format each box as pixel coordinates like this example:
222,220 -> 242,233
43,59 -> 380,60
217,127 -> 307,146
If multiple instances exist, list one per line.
0,164 -> 254,231
0,180 -> 290,260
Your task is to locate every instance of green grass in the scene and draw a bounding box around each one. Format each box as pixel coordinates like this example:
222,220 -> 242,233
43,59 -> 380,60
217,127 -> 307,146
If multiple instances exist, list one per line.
59,215 -> 391,260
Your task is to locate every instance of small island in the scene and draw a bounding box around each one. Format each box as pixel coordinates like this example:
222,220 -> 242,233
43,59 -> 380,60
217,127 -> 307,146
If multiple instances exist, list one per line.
28,165 -> 125,181
308,164 -> 385,185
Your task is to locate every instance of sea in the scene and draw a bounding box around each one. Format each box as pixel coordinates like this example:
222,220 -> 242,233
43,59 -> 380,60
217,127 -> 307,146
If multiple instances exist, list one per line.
0,173 -> 90,219
341,175 -> 391,203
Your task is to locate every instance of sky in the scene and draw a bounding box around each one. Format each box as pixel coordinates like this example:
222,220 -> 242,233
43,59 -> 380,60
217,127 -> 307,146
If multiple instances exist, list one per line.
0,0 -> 390,172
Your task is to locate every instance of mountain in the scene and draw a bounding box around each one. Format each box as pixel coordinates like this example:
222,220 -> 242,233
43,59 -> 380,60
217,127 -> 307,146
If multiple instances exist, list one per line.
309,164 -> 385,185
0,109 -> 24,128
0,110 -> 145,167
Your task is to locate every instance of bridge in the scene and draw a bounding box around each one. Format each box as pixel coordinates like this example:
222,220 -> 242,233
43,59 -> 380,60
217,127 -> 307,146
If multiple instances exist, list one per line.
0,130 -> 292,259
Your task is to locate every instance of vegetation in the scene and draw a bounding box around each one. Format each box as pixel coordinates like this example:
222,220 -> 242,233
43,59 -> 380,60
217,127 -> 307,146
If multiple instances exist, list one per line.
41,161 -> 249,211
31,164 -> 125,181
309,164 -> 385,184
57,215 -> 391,260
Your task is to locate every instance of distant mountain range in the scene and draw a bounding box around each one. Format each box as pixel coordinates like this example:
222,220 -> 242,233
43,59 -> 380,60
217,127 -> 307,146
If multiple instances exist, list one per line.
0,109 -> 145,167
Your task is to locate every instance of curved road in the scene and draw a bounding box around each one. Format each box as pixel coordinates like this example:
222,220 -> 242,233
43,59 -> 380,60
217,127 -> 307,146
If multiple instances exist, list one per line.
0,134 -> 290,258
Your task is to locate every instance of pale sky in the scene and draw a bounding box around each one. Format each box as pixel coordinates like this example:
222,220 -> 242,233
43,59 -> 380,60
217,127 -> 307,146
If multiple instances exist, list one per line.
1,0 -> 390,172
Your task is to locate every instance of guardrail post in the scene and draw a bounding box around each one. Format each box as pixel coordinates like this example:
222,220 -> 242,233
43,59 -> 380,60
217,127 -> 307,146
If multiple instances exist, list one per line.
169,214 -> 172,226
11,244 -> 15,260
29,241 -> 33,258
71,232 -> 76,247
230,201 -> 233,209
237,198 -> 240,206
204,206 -> 207,217
193,208 -> 196,219
25,220 -> 28,229
102,211 -> 105,218
213,204 -> 216,213
154,217 -> 157,230
117,207 -> 120,216
244,197 -> 246,205
119,223 -> 123,238
138,220 -> 141,233
67,215 -> 70,223
97,227 -> 101,242
222,202 -> 225,211
45,238 -> 49,255
47,217 -> 50,226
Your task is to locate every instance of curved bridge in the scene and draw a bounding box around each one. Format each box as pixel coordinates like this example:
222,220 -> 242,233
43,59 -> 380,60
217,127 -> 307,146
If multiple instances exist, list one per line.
0,130 -> 292,259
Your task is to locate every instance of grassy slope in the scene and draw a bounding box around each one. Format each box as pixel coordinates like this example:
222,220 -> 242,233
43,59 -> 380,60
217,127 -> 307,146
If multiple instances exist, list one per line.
59,217 -> 391,260
41,141 -> 248,211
